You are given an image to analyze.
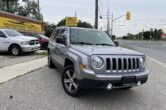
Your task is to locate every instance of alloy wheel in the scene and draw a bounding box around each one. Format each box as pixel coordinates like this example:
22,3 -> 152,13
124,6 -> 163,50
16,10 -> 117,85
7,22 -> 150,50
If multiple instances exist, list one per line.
12,47 -> 19,56
64,70 -> 78,92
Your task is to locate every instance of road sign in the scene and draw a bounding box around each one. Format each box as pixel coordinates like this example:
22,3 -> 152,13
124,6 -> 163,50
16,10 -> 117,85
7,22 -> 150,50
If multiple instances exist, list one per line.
66,17 -> 77,27
126,12 -> 131,20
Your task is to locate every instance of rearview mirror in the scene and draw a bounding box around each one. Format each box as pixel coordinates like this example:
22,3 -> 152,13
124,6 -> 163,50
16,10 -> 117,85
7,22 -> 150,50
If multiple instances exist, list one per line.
56,37 -> 66,45
114,41 -> 119,47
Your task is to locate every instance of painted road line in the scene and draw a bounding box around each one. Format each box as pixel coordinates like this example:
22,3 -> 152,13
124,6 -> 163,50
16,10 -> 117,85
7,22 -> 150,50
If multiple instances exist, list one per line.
0,57 -> 47,84
147,56 -> 166,68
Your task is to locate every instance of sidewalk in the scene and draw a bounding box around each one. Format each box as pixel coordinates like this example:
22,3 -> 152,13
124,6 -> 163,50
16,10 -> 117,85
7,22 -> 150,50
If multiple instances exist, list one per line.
0,57 -> 47,84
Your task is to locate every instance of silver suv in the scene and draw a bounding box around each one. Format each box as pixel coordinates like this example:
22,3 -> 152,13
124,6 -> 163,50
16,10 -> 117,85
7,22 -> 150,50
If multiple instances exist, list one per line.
48,27 -> 149,97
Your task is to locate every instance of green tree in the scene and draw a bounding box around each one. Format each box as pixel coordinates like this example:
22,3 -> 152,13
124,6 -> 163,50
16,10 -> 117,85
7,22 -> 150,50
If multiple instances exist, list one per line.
0,0 -> 19,13
77,20 -> 93,28
143,31 -> 150,40
44,22 -> 56,37
24,0 -> 43,20
57,19 -> 66,27
0,0 -> 43,21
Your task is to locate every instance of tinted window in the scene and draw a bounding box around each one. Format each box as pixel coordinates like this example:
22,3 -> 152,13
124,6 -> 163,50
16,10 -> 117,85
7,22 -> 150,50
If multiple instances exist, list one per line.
0,31 -> 6,38
70,29 -> 115,46
50,29 -> 60,40
4,30 -> 23,37
58,29 -> 67,38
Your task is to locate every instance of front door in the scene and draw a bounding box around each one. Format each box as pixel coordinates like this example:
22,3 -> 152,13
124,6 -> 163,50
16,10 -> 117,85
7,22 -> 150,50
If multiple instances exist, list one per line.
0,31 -> 9,51
55,28 -> 68,67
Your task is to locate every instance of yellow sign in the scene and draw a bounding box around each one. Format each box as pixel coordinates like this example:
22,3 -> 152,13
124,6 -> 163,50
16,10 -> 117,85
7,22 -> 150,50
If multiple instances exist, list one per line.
126,12 -> 131,20
0,17 -> 42,33
66,17 -> 77,27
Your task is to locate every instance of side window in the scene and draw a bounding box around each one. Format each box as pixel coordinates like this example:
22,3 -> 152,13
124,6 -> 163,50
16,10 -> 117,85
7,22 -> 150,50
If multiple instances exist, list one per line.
58,29 -> 67,39
50,29 -> 60,40
50,30 -> 56,40
55,29 -> 60,39
0,31 -> 6,38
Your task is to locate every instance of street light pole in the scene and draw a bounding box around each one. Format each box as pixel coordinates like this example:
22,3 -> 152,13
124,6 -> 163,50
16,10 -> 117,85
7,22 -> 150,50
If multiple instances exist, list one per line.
110,14 -> 126,36
95,0 -> 98,29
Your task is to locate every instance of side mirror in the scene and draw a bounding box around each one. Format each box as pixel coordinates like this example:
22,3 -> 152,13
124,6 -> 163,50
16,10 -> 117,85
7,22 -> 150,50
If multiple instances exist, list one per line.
56,37 -> 66,45
114,41 -> 119,47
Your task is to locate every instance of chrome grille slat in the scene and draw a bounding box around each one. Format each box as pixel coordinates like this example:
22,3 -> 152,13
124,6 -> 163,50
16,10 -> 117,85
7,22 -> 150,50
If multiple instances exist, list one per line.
106,56 -> 140,73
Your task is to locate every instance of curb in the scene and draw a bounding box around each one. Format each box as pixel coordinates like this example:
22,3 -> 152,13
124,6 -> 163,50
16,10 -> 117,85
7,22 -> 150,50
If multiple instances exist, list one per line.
0,57 -> 47,84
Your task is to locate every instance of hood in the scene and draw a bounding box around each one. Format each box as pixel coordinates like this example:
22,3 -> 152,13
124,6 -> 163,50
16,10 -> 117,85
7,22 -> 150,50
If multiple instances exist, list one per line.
9,36 -> 38,41
71,45 -> 143,56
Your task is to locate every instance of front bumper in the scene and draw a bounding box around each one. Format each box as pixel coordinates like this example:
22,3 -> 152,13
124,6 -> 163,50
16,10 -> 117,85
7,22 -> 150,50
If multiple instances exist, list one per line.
21,44 -> 40,52
77,69 -> 149,89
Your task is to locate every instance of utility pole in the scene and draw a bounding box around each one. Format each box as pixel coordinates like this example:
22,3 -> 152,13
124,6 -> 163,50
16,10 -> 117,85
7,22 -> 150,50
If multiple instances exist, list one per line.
95,0 -> 98,29
106,0 -> 110,35
6,0 -> 10,12
75,9 -> 79,17
111,13 -> 114,37
37,0 -> 41,20
75,11 -> 77,17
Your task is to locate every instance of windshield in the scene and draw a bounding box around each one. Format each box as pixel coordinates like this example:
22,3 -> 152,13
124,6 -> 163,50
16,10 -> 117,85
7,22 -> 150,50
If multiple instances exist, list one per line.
4,30 -> 23,37
70,29 -> 115,46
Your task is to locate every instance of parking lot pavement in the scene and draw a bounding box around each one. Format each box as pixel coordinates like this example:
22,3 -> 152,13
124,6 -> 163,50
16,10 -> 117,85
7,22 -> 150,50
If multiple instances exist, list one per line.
0,57 -> 166,110
0,51 -> 47,68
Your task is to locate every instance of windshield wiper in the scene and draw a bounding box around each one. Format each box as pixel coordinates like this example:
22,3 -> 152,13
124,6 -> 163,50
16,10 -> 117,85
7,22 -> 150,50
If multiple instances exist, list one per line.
72,42 -> 94,45
95,43 -> 114,46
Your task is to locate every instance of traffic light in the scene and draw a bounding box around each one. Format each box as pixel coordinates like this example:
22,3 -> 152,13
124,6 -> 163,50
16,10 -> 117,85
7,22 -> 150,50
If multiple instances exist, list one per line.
126,12 -> 131,20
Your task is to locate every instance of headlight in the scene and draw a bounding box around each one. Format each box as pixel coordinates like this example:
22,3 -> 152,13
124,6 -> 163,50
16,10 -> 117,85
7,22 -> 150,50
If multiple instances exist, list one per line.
139,57 -> 145,68
91,56 -> 104,69
20,41 -> 29,45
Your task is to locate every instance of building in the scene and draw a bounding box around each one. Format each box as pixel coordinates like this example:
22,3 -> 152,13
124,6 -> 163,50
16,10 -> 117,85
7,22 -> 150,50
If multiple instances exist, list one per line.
0,11 -> 44,34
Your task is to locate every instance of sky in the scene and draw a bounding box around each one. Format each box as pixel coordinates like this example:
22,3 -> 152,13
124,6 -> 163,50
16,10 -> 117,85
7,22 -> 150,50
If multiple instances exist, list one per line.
39,0 -> 166,37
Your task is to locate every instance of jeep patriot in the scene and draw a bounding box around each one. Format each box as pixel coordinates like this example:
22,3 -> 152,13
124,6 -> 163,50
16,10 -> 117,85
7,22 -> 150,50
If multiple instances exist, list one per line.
48,27 -> 149,97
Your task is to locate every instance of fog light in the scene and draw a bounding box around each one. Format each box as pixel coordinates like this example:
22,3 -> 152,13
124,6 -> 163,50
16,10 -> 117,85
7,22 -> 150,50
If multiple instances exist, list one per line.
106,83 -> 113,90
137,81 -> 141,86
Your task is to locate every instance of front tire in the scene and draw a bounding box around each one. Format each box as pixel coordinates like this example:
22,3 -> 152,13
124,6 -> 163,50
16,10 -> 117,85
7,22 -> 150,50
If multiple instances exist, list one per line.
10,45 -> 22,56
62,65 -> 80,97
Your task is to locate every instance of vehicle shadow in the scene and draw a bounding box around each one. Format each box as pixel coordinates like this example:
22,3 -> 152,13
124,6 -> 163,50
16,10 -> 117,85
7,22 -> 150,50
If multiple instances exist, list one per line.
54,68 -> 141,105
0,51 -> 41,57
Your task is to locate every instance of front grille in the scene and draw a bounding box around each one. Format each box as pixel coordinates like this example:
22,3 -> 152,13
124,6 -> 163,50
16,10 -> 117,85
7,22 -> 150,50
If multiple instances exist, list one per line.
106,57 -> 140,73
29,40 -> 39,45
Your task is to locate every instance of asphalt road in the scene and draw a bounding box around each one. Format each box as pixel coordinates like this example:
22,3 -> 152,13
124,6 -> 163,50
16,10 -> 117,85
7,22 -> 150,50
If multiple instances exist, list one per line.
0,57 -> 166,110
119,40 -> 166,64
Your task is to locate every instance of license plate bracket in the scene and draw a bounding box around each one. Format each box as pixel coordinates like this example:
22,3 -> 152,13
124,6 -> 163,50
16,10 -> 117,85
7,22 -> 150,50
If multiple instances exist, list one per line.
122,76 -> 136,85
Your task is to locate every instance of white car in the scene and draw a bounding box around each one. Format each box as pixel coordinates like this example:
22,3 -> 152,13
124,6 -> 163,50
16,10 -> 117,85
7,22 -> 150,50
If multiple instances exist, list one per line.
0,29 -> 40,56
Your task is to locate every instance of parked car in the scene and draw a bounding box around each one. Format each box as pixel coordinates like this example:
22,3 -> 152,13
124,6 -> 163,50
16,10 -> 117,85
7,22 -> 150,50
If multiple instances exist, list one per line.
32,34 -> 49,49
48,27 -> 149,97
0,29 -> 40,56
